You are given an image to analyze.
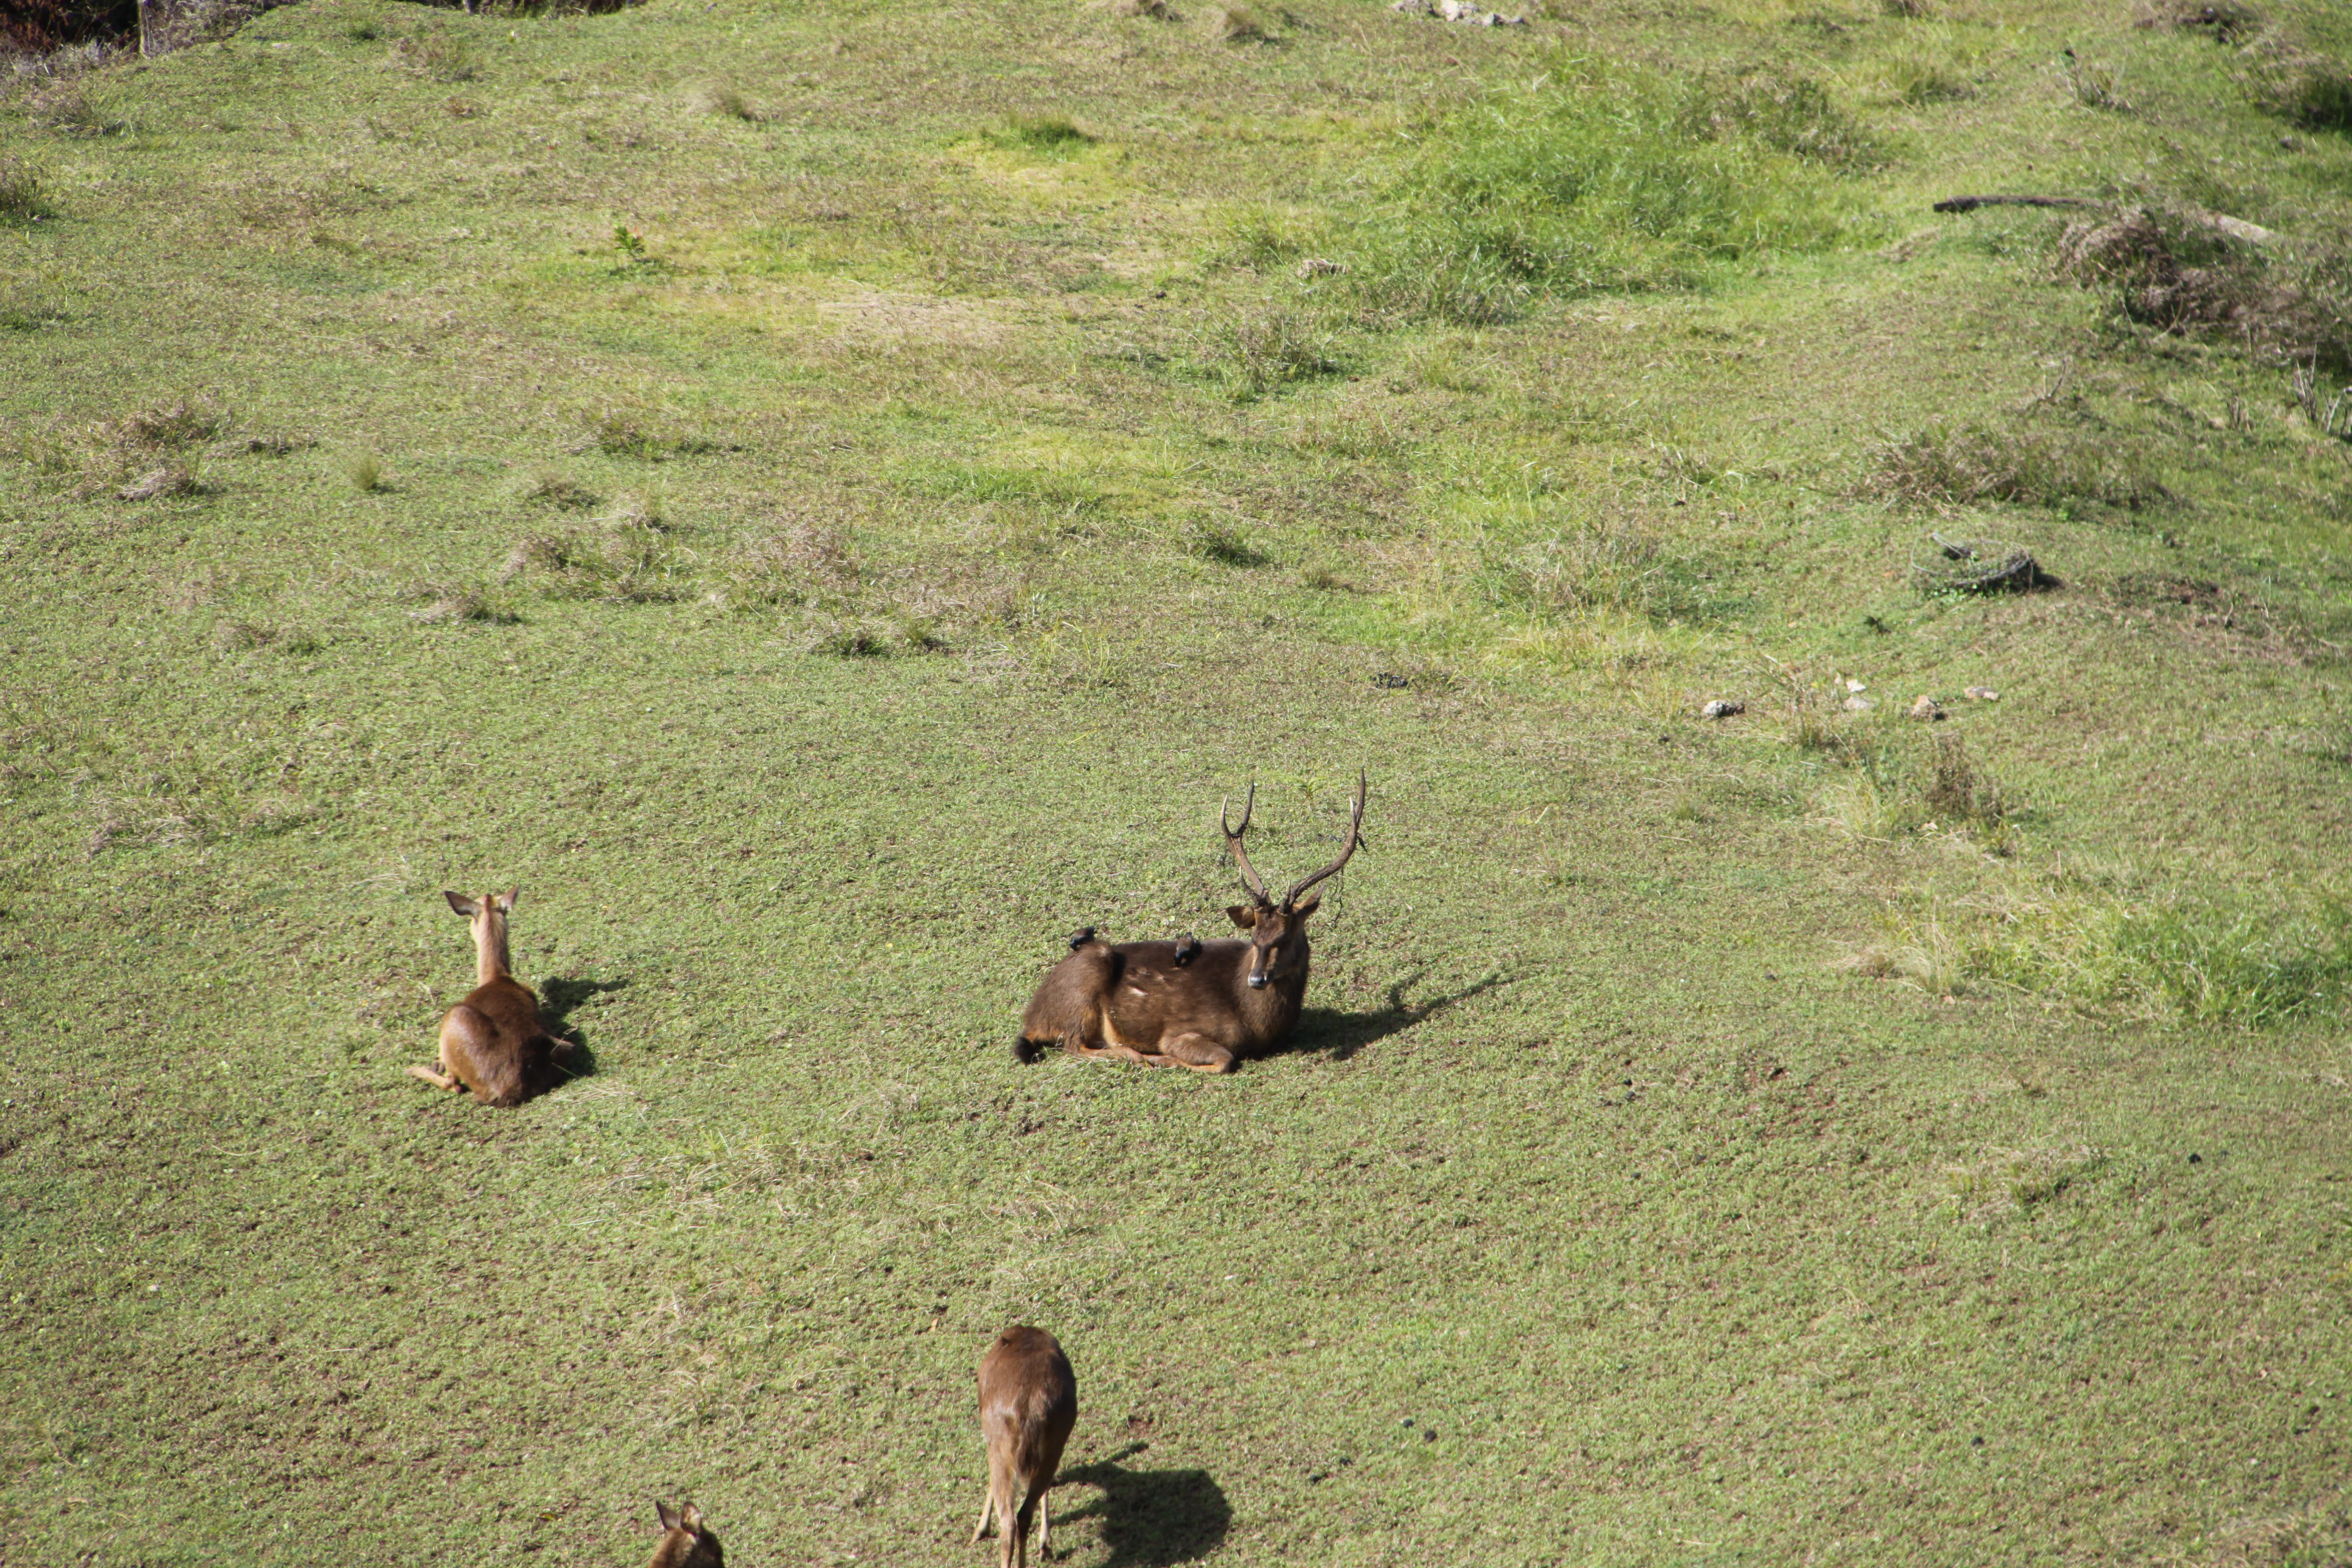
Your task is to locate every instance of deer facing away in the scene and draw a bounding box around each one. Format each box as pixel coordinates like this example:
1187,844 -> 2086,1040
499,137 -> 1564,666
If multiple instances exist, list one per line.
973,1325 -> 1078,1568
646,1500 -> 723,1568
405,890 -> 576,1107
1016,773 -> 1366,1073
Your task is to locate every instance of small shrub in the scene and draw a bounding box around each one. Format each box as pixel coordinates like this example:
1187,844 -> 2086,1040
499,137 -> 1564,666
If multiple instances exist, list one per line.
1865,422 -> 2167,512
1937,1144 -> 2104,1222
346,18 -> 382,41
342,449 -> 385,492
1213,204 -> 1324,270
0,154 -> 52,221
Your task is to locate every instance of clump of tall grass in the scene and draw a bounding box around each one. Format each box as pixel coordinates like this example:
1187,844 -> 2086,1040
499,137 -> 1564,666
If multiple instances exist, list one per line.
1851,887 -> 2352,1025
501,513 -> 684,603
1865,422 -> 2168,512
0,154 -> 52,221
2243,34 -> 2352,131
1198,309 -> 1344,401
1500,516 -> 1662,616
1347,58 -> 1876,325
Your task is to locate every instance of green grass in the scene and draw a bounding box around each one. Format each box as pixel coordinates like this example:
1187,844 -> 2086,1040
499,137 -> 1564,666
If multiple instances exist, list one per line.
4,0 -> 2352,1563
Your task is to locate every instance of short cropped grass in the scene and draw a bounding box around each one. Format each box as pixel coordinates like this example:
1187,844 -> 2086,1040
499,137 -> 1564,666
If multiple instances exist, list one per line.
3,0 -> 2351,1563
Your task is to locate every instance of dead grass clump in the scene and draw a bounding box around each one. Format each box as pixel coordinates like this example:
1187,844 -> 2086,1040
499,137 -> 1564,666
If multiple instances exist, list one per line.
392,27 -> 478,83
117,460 -> 203,501
0,153 -> 52,221
519,469 -> 598,510
1936,1144 -> 2103,1222
21,79 -> 128,138
722,519 -> 860,608
1202,309 -> 1343,401
1505,518 -> 1662,616
1920,733 -> 2010,828
501,523 -> 682,603
2133,0 -> 2259,43
2243,35 -> 2352,131
1865,422 -> 2167,512
580,405 -> 719,460
692,83 -> 759,121
2054,209 -> 2257,332
404,581 -> 518,625
115,398 -> 222,451
1103,0 -> 1172,16
1199,3 -> 1267,41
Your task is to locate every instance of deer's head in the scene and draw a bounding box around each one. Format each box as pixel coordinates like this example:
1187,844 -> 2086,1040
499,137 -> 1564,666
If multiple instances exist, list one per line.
1221,773 -> 1366,991
443,888 -> 518,967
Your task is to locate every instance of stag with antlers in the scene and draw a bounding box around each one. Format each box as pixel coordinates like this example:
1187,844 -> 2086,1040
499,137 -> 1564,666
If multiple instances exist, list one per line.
1015,773 -> 1366,1074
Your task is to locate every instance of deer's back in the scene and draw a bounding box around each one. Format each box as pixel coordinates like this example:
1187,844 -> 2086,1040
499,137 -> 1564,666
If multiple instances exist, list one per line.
459,974 -> 545,1047
979,1327 -> 1077,1465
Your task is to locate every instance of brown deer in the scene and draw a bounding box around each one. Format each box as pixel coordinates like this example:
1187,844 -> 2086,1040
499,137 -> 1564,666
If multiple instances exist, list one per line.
405,890 -> 576,1107
973,1325 -> 1078,1568
646,1500 -> 723,1568
1016,772 -> 1366,1074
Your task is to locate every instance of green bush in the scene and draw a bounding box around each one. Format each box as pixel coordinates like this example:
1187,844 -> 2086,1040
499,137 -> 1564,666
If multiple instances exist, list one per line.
1350,58 -> 1876,324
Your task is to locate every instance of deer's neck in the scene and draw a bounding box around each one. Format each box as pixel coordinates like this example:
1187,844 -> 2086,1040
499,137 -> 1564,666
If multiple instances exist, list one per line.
1239,949 -> 1310,1046
475,917 -> 512,987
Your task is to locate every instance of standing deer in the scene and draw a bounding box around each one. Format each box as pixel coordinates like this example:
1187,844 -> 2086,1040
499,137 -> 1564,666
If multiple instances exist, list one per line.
1016,773 -> 1366,1074
647,1500 -> 724,1568
405,890 -> 576,1107
973,1325 -> 1078,1568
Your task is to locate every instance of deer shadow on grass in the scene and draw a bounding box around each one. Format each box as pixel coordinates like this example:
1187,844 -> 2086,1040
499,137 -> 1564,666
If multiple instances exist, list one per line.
1278,970 -> 1508,1062
538,975 -> 626,1082
1056,1446 -> 1230,1568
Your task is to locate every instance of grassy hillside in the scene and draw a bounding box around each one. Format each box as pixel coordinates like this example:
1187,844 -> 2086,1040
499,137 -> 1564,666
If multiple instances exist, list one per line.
3,0 -> 2351,1561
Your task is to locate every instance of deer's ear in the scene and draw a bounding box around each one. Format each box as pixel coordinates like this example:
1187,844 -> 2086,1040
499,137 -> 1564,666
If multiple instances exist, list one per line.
443,891 -> 480,917
1290,895 -> 1321,921
1225,903 -> 1259,929
656,1501 -> 682,1532
496,888 -> 519,911
681,1504 -> 704,1532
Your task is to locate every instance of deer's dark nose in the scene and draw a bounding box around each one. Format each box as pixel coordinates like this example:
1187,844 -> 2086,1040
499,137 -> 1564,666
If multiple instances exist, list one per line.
1247,971 -> 1269,989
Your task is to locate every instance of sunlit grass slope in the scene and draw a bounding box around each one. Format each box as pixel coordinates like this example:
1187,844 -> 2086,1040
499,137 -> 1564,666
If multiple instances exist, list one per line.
2,0 -> 2350,1562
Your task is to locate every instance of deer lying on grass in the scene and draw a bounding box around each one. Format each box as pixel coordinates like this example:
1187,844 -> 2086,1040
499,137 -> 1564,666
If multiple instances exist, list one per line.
973,1325 -> 1078,1568
405,890 -> 576,1107
1016,773 -> 1366,1073
647,1500 -> 724,1568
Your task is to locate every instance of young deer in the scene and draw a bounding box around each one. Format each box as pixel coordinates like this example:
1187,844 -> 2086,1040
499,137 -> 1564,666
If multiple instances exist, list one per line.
646,1500 -> 724,1568
405,890 -> 575,1108
973,1325 -> 1078,1568
1017,773 -> 1366,1073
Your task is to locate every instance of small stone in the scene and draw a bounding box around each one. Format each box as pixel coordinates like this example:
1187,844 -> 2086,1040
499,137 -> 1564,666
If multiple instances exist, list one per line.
1841,695 -> 1872,712
1844,677 -> 1866,693
1909,695 -> 1944,721
1701,699 -> 1744,719
1963,686 -> 2000,702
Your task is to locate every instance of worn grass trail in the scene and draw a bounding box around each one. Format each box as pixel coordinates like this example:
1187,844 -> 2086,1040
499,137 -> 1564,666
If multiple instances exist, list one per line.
4,0 -> 2351,1561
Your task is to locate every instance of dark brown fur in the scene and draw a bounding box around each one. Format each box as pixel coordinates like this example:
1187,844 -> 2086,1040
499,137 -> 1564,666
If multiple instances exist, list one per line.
406,890 -> 575,1108
1015,775 -> 1364,1074
973,1326 -> 1078,1568
647,1500 -> 724,1568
